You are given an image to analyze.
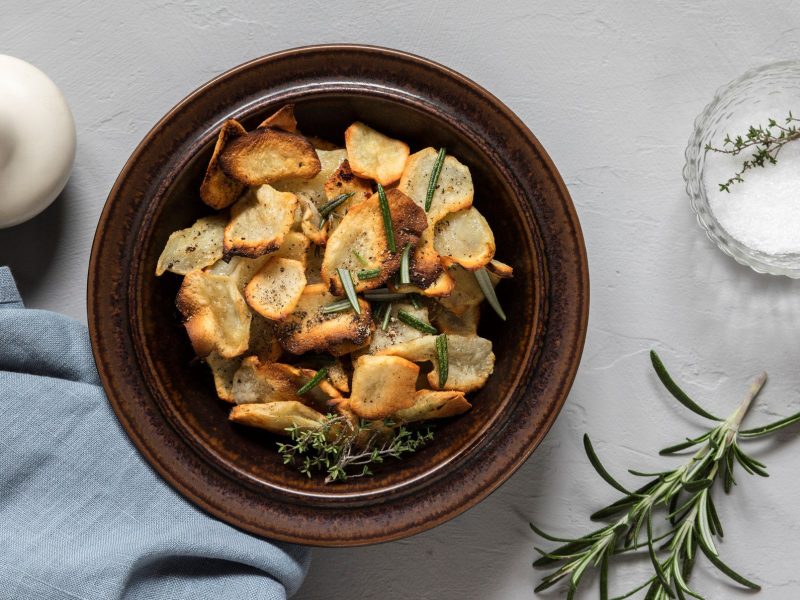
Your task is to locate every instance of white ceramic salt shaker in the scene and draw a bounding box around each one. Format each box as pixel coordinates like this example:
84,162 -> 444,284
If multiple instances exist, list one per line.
0,55 -> 76,228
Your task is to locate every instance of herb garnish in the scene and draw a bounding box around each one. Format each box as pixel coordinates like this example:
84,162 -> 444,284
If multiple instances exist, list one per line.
532,350 -> 800,599
436,334 -> 449,388
357,268 -> 381,280
381,302 -> 393,331
318,192 -> 355,224
397,310 -> 438,334
352,249 -> 369,266
399,243 -> 412,285
337,268 -> 360,314
474,268 -> 507,321
705,112 -> 800,192
277,415 -> 434,483
321,299 -> 353,314
425,147 -> 446,211
296,367 -> 328,395
377,183 -> 396,252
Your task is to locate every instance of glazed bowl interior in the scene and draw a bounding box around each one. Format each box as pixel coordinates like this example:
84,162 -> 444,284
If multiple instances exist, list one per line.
139,94 -> 541,499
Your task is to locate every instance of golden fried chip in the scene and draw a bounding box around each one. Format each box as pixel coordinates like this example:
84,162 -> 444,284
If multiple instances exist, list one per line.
433,207 -> 495,270
275,149 -> 347,207
156,215 -> 226,276
437,265 -> 485,316
486,258 -> 513,279
398,147 -> 473,223
321,189 -> 427,295
206,352 -> 241,403
305,246 -> 324,284
257,104 -> 297,132
274,283 -> 373,355
323,159 -> 373,219
327,358 -> 350,394
431,304 -> 480,336
219,127 -> 321,186
394,389 -> 472,422
229,401 -> 326,435
365,303 -> 431,354
306,136 -> 340,151
244,257 -> 307,320
224,185 -> 298,259
200,119 -> 247,209
344,122 -> 410,186
377,334 -> 495,392
347,355 -> 419,419
390,269 -> 456,298
296,196 -> 329,246
176,270 -> 252,358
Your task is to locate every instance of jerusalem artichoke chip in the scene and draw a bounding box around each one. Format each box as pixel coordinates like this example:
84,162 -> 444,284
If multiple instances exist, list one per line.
437,265 -> 486,316
431,304 -> 480,336
377,334 -> 495,392
231,356 -> 340,408
365,303 -> 431,354
274,283 -> 373,355
327,358 -> 350,394
275,149 -> 347,206
176,270 -> 252,358
257,104 -> 297,133
321,188 -> 427,295
244,257 -> 307,320
323,159 -> 373,221
219,127 -> 321,185
394,390 -> 472,422
224,185 -> 298,259
344,122 -> 410,186
347,355 -> 419,419
398,147 -> 474,223
156,215 -> 226,276
486,258 -> 513,279
229,401 -> 326,435
433,207 -> 495,270
200,119 -> 247,209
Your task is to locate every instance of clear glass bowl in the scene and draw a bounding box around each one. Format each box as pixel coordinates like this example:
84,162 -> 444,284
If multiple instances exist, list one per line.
684,60 -> 800,277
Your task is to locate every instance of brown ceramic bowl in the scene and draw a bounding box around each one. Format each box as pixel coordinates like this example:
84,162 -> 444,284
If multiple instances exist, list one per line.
88,45 -> 588,546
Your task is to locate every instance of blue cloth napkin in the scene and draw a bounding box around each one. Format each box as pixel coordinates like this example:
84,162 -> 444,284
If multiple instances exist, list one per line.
0,267 -> 309,599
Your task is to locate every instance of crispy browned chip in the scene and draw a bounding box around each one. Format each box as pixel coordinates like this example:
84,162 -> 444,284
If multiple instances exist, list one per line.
398,147 -> 474,222
274,283 -> 373,355
223,185 -> 298,259
229,401 -> 326,435
389,268 -> 455,298
344,122 -> 410,185
231,356 -> 340,406
393,389 -> 472,422
321,189 -> 427,295
323,159 -> 373,219
437,264 -> 486,316
347,355 -> 419,419
377,334 -> 495,392
244,257 -> 307,320
327,358 -> 350,393
200,119 -> 247,209
433,207 -> 495,270
156,215 -> 226,276
306,136 -> 340,151
276,149 -> 347,207
176,270 -> 252,358
219,127 -> 321,186
364,303 -> 431,354
257,104 -> 297,132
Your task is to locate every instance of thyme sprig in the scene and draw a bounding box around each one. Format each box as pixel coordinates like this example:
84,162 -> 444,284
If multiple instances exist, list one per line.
532,350 -> 800,599
277,414 -> 433,483
705,111 -> 800,192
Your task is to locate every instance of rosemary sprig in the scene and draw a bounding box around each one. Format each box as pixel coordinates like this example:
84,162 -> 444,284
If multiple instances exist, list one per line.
377,183 -> 396,252
409,293 -> 422,309
397,310 -> 438,334
277,414 -> 433,483
400,243 -> 412,285
474,267 -> 507,321
318,192 -> 355,224
364,288 -> 408,301
296,367 -> 328,395
425,147 -> 446,211
357,268 -> 381,280
321,299 -> 353,314
436,334 -> 449,388
381,302 -> 393,331
532,350 -> 800,600
337,268 -> 360,314
704,111 -> 800,192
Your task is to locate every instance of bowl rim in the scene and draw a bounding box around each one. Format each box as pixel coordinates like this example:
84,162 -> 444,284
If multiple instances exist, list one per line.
87,43 -> 589,545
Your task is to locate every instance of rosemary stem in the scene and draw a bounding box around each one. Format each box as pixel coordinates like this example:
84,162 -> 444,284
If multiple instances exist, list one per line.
727,372 -> 767,437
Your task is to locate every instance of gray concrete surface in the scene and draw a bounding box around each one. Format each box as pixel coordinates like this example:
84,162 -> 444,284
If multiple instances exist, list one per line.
3,2 -> 800,598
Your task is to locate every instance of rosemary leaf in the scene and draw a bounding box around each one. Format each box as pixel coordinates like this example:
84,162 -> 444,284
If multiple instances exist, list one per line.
409,293 -> 422,309
397,310 -> 438,334
377,183 -> 396,253
400,243 -> 412,284
583,434 -> 633,496
357,268 -> 381,280
321,299 -> 353,314
425,147 -> 446,211
474,267 -> 507,321
650,351 -> 722,421
352,249 -> 369,266
297,367 -> 328,395
337,268 -> 360,314
381,302 -> 393,331
318,192 -> 355,224
364,289 -> 408,301
436,334 -> 448,388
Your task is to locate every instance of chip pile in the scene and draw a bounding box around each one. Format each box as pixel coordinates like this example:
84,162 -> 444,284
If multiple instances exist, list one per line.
156,105 -> 512,464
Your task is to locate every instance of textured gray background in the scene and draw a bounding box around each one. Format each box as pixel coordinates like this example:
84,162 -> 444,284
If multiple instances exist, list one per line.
4,2 -> 800,598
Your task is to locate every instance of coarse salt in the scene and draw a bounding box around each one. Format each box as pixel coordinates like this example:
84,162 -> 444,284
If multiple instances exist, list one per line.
706,110 -> 800,255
